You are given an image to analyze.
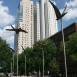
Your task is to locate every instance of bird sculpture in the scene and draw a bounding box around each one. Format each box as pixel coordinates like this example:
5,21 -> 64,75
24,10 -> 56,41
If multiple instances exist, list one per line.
49,0 -> 67,20
21,46 -> 26,54
9,47 -> 15,52
35,42 -> 47,48
6,25 -> 28,34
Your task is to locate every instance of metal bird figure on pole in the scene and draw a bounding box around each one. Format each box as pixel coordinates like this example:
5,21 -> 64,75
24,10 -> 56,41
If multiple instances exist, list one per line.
6,25 -> 28,76
6,25 -> 28,34
49,0 -> 67,20
35,42 -> 47,48
35,42 -> 47,77
21,46 -> 26,55
49,1 -> 68,77
9,47 -> 15,52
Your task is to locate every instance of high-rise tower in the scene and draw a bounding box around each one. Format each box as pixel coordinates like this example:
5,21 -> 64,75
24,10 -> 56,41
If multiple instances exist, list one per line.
39,0 -> 45,40
35,0 -> 58,40
34,2 -> 40,42
44,0 -> 58,38
14,0 -> 34,54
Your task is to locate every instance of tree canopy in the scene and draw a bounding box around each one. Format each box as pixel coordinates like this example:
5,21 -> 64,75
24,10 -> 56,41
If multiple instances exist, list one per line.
33,39 -> 59,73
16,39 -> 59,75
60,33 -> 77,62
0,37 -> 13,73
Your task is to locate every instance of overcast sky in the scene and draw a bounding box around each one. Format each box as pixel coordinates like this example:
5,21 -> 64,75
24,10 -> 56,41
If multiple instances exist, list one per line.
0,0 -> 77,48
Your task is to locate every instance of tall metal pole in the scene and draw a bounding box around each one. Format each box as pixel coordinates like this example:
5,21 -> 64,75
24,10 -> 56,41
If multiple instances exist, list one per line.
25,55 -> 26,76
13,54 -> 14,75
42,49 -> 44,77
11,62 -> 12,73
17,49 -> 18,76
17,34 -> 18,76
39,70 -> 41,77
61,19 -> 67,77
35,42 -> 46,77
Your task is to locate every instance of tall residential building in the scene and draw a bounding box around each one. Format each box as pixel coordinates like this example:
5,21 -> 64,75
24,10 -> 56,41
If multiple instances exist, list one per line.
34,2 -> 40,42
34,0 -> 58,41
39,0 -> 45,40
44,0 -> 58,38
14,0 -> 34,54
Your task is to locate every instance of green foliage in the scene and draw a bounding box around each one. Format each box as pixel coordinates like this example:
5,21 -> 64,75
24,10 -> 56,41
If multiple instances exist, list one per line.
60,33 -> 77,62
0,37 -> 13,73
33,39 -> 58,74
66,33 -> 77,61
14,39 -> 59,75
49,58 -> 59,74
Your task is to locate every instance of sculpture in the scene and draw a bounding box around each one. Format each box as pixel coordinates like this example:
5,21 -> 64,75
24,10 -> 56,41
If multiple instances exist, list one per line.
49,0 -> 67,20
6,25 -> 28,34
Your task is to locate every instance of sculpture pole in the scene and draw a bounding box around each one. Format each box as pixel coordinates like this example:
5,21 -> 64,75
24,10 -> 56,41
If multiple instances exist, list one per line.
11,61 -> 12,73
25,54 -> 26,76
13,54 -> 14,75
36,42 -> 47,77
61,18 -> 67,77
17,50 -> 18,76
42,49 -> 44,77
17,34 -> 19,76
6,25 -> 28,76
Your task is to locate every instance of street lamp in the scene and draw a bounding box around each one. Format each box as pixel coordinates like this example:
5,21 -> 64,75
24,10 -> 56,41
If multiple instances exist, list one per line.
49,1 -> 68,77
36,42 -> 47,77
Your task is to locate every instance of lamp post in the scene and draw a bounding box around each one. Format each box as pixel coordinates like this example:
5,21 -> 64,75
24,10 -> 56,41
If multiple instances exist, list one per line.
35,42 -> 47,77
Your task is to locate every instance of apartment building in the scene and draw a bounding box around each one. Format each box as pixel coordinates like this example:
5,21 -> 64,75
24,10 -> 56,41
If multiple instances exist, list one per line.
14,0 -> 34,54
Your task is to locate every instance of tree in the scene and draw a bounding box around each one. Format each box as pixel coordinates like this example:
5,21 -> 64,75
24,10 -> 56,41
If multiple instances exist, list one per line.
33,39 -> 59,74
18,52 -> 25,75
17,39 -> 59,75
0,37 -> 13,73
18,47 -> 34,75
60,33 -> 77,62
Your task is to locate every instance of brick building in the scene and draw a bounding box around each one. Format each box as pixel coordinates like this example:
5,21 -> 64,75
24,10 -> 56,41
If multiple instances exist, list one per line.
49,22 -> 77,77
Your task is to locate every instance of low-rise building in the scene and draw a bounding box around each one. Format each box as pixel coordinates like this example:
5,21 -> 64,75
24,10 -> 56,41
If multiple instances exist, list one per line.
49,22 -> 77,77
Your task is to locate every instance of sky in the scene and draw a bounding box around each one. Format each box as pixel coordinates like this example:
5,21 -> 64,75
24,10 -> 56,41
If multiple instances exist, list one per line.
0,0 -> 77,48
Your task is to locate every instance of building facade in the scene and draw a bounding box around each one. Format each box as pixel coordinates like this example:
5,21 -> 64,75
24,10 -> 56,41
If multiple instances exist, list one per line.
34,2 -> 40,42
44,0 -> 58,38
14,0 -> 58,53
49,22 -> 77,77
14,0 -> 34,54
34,0 -> 58,41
